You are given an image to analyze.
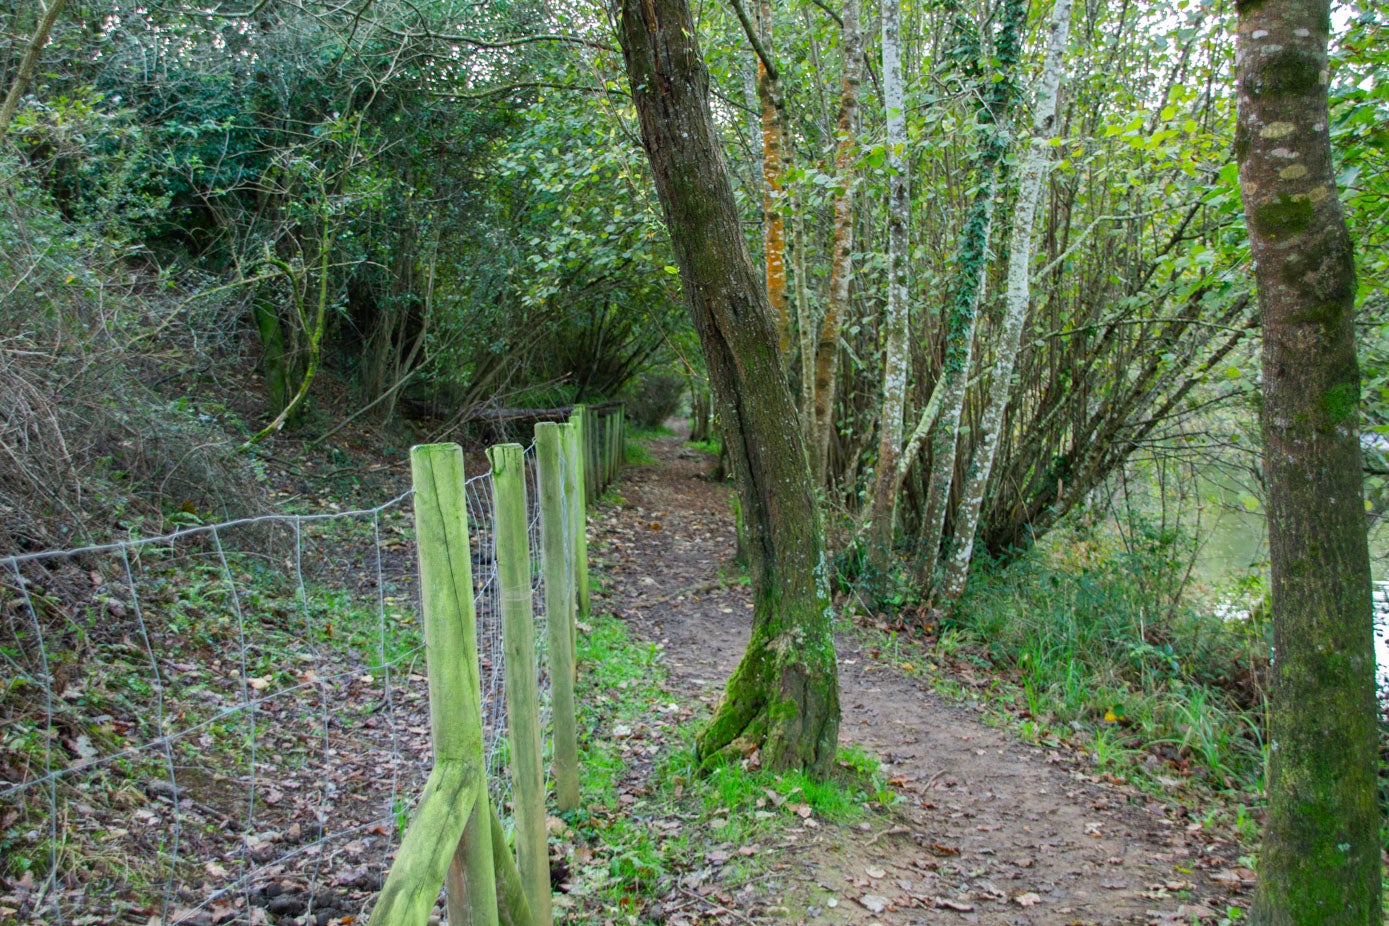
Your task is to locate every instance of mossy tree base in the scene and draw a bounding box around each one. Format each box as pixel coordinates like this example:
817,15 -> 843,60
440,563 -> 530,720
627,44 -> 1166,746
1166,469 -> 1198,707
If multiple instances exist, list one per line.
695,618 -> 839,775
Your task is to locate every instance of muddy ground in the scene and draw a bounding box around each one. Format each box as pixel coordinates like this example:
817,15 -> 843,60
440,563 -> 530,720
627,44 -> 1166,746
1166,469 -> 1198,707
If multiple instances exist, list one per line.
586,431 -> 1256,925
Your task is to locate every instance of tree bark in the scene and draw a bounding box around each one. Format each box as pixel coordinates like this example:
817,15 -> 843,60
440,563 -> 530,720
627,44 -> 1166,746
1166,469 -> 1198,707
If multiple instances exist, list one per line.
941,0 -> 1074,602
755,0 -> 791,354
809,0 -> 863,486
1235,2 -> 1382,922
863,0 -> 910,577
619,0 -> 840,775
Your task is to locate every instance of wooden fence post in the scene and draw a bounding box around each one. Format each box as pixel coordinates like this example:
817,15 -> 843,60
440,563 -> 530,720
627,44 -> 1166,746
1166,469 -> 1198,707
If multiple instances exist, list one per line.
572,405 -> 593,504
535,424 -> 579,812
564,416 -> 590,622
369,444 -> 494,926
486,444 -> 552,926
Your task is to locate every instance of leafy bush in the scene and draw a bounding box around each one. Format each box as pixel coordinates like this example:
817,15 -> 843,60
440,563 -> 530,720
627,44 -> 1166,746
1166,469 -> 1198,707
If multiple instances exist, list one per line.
624,372 -> 685,428
0,155 -> 260,551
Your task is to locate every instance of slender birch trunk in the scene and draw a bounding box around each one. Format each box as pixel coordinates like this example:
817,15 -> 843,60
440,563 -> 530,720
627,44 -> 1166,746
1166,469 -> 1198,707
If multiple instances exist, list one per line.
809,0 -> 863,485
863,0 -> 910,575
941,0 -> 1074,602
916,0 -> 1027,589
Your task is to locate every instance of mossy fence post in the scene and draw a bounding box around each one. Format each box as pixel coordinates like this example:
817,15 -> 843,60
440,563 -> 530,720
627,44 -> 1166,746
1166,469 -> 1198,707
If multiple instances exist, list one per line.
369,443 -> 492,926
487,443 -> 552,926
564,414 -> 590,622
535,424 -> 579,811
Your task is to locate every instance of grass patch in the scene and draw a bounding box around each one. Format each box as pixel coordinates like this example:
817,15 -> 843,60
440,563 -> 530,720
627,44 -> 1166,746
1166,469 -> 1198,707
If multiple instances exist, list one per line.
561,611 -> 895,922
628,423 -> 674,441
624,439 -> 657,466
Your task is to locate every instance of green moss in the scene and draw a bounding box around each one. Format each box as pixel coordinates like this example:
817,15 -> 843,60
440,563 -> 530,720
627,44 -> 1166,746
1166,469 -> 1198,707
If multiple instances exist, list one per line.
1319,382 -> 1359,425
1252,196 -> 1314,241
1252,48 -> 1323,98
768,697 -> 798,723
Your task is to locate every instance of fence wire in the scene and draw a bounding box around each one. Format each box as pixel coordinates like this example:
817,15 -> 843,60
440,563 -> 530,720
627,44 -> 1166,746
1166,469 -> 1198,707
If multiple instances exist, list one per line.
0,437 -> 568,926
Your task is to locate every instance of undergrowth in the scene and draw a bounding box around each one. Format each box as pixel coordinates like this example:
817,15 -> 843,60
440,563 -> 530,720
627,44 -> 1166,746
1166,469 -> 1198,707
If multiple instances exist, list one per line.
561,611 -> 894,922
951,526 -> 1266,792
840,522 -> 1268,801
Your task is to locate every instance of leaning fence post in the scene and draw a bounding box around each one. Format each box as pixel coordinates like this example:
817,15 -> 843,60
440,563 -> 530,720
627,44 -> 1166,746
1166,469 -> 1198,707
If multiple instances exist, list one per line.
536,424 -> 579,812
564,416 -> 590,623
368,444 -> 494,926
486,443 -> 552,926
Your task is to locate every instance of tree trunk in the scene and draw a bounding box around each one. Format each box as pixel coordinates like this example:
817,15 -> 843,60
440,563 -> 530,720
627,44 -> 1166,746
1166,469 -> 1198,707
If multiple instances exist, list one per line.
863,0 -> 911,579
618,0 -> 840,775
0,0 -> 68,139
809,0 -> 863,486
1235,2 -> 1382,922
755,0 -> 791,354
941,0 -> 1074,602
916,0 -> 1027,589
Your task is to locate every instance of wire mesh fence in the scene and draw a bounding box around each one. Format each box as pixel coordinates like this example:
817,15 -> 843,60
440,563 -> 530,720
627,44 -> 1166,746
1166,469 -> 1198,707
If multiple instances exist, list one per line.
0,437 -> 566,926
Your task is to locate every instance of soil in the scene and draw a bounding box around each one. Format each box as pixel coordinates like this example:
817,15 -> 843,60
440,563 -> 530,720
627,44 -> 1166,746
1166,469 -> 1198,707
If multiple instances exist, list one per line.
588,430 -> 1257,925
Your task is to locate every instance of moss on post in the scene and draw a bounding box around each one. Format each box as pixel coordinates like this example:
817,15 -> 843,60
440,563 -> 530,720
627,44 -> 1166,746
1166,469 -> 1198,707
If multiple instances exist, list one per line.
370,444 -> 494,926
486,443 -> 552,926
536,423 -> 579,811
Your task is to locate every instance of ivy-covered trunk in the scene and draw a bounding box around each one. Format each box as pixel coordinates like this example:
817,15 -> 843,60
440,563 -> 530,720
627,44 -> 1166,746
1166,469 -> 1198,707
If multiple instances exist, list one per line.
941,0 -> 1074,602
1234,1 -> 1382,921
618,0 -> 840,774
915,0 -> 1026,590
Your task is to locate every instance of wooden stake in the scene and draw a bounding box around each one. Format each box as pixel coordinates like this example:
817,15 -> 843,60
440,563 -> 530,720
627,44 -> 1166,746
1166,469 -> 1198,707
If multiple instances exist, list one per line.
536,424 -> 580,812
371,444 -> 494,926
486,443 -> 552,926
564,416 -> 590,622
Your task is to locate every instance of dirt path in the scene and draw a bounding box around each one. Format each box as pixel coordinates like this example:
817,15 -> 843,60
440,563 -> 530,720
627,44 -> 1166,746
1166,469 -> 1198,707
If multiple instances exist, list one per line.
588,432 -> 1255,925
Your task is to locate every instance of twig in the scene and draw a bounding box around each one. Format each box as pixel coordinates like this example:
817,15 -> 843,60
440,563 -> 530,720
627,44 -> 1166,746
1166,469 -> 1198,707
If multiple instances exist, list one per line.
678,886 -> 758,925
866,824 -> 911,846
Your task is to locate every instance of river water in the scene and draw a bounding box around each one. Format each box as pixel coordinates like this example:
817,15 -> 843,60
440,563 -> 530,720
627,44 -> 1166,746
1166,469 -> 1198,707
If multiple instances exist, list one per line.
1187,477 -> 1389,683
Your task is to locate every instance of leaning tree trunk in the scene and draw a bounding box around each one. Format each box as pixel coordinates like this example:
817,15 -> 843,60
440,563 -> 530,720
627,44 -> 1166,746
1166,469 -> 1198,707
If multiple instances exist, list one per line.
916,0 -> 1027,589
619,0 -> 840,775
863,0 -> 911,579
1235,2 -> 1382,923
941,0 -> 1074,603
0,0 -> 68,138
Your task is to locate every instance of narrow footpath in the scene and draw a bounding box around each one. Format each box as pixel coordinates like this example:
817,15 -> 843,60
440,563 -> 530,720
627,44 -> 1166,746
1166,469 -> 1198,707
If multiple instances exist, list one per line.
586,431 -> 1256,925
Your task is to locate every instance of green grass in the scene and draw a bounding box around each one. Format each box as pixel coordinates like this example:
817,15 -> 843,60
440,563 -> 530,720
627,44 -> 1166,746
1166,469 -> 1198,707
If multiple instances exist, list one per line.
562,611 -> 895,922
628,423 -> 674,441
944,527 -> 1266,793
624,439 -> 657,466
